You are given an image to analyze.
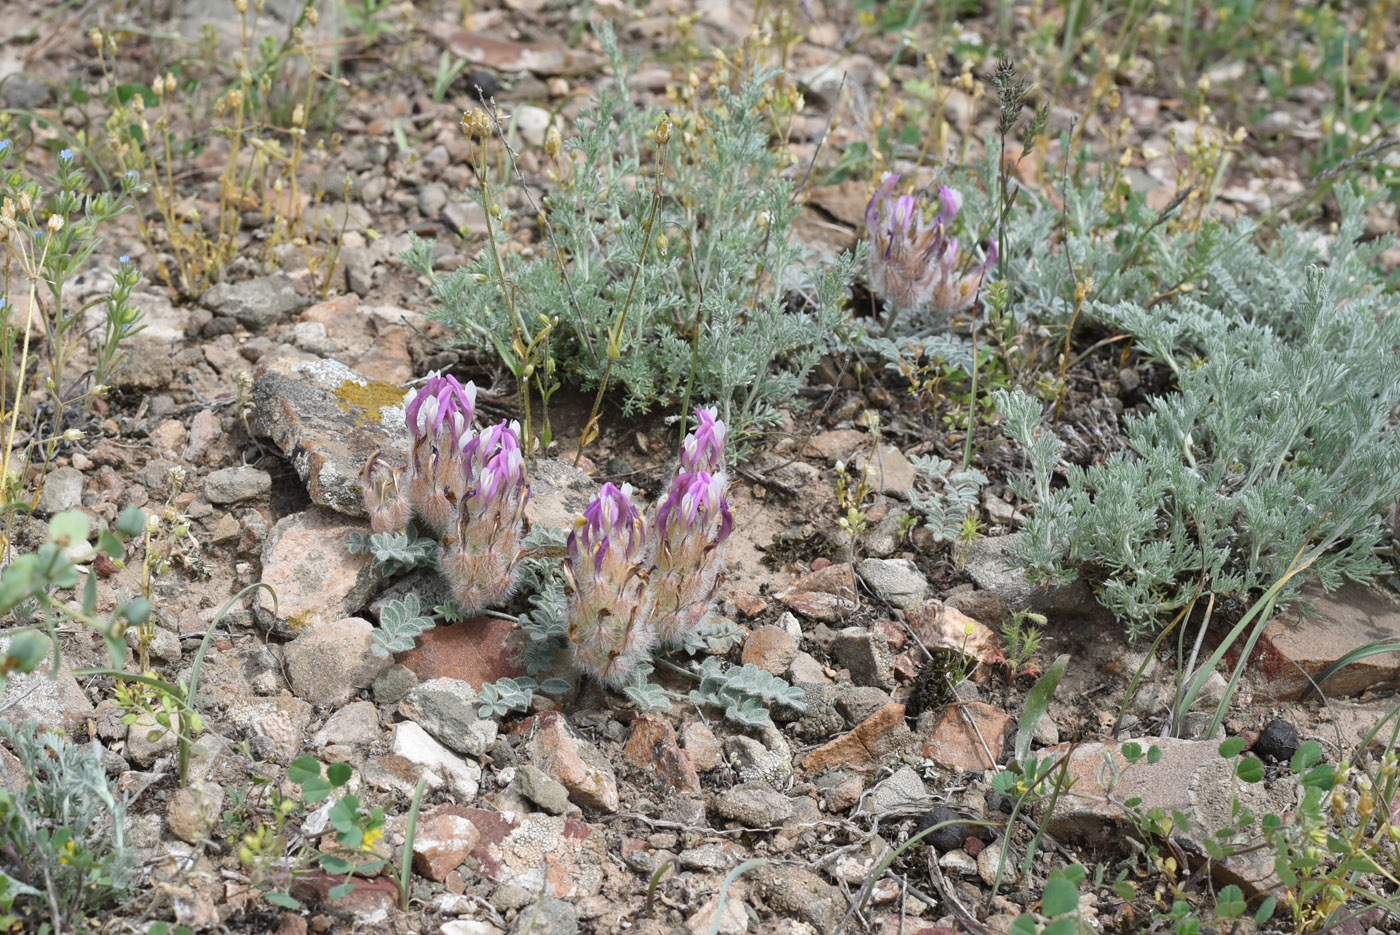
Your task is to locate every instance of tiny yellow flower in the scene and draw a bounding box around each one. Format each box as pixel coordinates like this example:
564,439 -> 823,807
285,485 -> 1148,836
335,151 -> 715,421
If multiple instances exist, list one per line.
361,826 -> 384,853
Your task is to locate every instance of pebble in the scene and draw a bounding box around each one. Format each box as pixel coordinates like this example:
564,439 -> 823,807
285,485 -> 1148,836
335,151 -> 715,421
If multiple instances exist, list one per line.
36,467 -> 84,514
1253,718 -> 1300,763
857,558 -> 930,609
391,721 -> 481,799
203,466 -> 272,504
284,617 -> 390,707
713,782 -> 795,827
399,677 -> 499,757
917,806 -> 973,852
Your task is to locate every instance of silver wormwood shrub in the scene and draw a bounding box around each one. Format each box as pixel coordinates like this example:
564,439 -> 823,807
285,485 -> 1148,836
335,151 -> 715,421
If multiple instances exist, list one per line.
402,21 -> 859,440
994,186 -> 1400,636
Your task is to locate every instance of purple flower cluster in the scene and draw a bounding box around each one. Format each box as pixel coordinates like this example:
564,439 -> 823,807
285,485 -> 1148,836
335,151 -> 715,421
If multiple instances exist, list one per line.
564,483 -> 654,685
364,386 -> 738,688
865,173 -> 996,323
404,373 -> 478,530
440,419 -> 531,615
565,407 -> 734,684
362,373 -> 530,615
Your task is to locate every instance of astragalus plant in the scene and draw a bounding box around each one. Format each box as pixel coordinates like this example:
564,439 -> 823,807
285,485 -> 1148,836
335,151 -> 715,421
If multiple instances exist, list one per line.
364,394 -> 735,688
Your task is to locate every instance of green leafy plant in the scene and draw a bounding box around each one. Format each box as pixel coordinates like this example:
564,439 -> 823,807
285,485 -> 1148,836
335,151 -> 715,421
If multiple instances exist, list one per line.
907,453 -> 988,544
369,593 -> 436,657
348,527 -> 439,576
92,0 -> 351,298
80,582 -> 274,784
0,140 -> 143,547
0,720 -> 137,933
687,658 -> 806,729
995,216 -> 1400,638
234,755 -> 387,911
1003,610 -> 1047,677
404,21 -> 859,451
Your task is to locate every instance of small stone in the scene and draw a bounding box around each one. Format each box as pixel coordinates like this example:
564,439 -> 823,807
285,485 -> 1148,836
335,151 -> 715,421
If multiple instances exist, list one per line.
391,722 -> 481,799
713,782 -> 795,827
864,766 -> 931,813
678,843 -> 734,870
978,840 -> 1016,886
917,806 -> 973,852
1032,715 -> 1060,747
126,624 -> 182,664
289,873 -> 398,925
35,467 -> 84,514
312,701 -> 381,747
210,513 -> 241,544
249,357 -> 409,518
852,444 -> 917,498
166,783 -> 223,844
254,509 -> 379,636
741,625 -> 798,676
507,895 -> 577,935
514,105 -> 551,147
419,182 -> 449,216
1253,718 -> 1300,763
801,702 -> 910,774
526,712 -> 620,813
127,713 -> 178,768
787,651 -> 832,685
752,865 -> 844,932
824,775 -> 864,812
400,677 -> 498,757
724,728 -> 793,785
373,664 -> 418,705
802,429 -> 867,461
413,806 -> 481,882
919,702 -> 1013,771
1043,738 -> 1294,899
680,721 -> 722,772
939,848 -> 979,877
775,563 -> 858,622
152,419 -> 187,453
513,763 -> 573,815
829,626 -> 895,689
285,617 -> 390,707
905,601 -> 1004,667
1255,583 -> 1400,701
729,590 -> 769,618
953,534 -> 1097,617
686,890 -> 747,935
858,558 -> 929,609
202,273 -> 305,330
835,686 -> 894,726
525,459 -> 600,532
623,715 -> 701,794
225,696 -> 313,763
204,466 -> 272,504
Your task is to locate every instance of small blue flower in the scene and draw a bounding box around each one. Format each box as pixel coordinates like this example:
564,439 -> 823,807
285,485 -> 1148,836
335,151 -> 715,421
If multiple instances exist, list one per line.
0,140 -> 10,156
0,298 -> 6,309
120,255 -> 130,264
124,170 -> 139,183
59,148 -> 74,162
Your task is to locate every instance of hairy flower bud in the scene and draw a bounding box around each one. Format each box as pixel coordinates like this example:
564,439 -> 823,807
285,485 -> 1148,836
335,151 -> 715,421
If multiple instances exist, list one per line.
362,451 -> 411,534
565,483 -> 654,685
439,420 -> 530,615
648,469 -> 733,644
865,173 -> 996,328
403,373 -> 477,530
678,406 -> 726,474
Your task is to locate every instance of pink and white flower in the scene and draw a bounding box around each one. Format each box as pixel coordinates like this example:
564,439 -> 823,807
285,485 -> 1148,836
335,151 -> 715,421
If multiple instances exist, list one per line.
565,483 -> 654,686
